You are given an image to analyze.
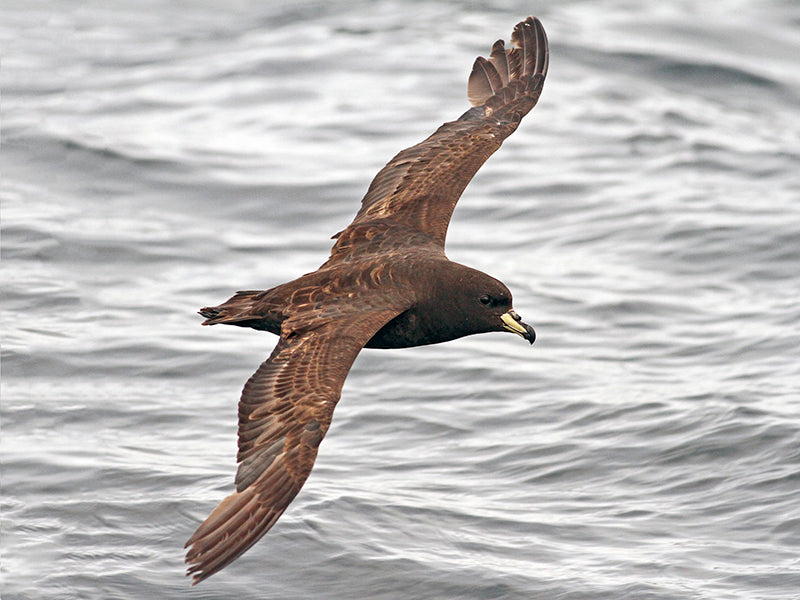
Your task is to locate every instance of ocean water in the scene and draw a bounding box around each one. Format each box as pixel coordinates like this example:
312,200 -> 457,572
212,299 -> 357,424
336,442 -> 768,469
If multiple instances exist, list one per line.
2,1 -> 799,599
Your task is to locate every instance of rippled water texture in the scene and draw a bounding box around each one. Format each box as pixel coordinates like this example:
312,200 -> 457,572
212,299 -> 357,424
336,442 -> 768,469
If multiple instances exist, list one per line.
3,1 -> 800,598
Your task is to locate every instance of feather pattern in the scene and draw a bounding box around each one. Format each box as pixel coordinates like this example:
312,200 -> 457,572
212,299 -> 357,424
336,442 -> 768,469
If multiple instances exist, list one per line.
489,39 -> 511,86
186,16 -> 548,585
467,56 -> 504,105
338,16 -> 549,248
185,307 -> 402,584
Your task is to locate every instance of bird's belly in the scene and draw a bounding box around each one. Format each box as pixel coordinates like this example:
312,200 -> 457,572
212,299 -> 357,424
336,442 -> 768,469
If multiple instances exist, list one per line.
365,310 -> 452,349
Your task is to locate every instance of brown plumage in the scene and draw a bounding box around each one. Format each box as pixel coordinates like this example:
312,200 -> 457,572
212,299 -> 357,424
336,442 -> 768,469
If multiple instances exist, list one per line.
186,16 -> 548,584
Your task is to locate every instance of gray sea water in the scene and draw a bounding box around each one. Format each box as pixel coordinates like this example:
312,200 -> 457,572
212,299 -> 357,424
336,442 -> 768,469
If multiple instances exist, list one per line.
3,1 -> 800,599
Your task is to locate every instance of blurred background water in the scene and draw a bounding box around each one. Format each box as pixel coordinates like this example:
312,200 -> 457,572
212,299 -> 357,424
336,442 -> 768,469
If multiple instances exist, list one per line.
2,1 -> 799,598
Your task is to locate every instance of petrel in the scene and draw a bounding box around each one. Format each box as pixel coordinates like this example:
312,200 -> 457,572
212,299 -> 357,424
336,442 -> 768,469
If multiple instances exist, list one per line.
186,16 -> 548,584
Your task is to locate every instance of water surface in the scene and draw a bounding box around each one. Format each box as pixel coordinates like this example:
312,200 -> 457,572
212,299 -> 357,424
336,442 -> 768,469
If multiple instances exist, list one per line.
3,1 -> 800,598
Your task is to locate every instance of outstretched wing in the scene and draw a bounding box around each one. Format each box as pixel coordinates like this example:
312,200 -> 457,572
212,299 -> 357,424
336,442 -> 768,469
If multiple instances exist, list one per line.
185,307 -> 400,584
338,16 -> 548,249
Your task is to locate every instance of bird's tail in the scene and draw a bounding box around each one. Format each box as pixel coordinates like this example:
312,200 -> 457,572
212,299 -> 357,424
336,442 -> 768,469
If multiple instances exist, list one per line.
199,290 -> 267,327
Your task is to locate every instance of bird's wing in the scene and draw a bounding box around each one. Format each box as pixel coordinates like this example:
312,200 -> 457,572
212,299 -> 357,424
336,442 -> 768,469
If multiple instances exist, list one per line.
185,305 -> 401,584
337,16 -> 548,249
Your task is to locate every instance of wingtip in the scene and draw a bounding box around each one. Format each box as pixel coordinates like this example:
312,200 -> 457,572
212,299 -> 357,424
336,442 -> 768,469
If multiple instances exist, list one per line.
465,16 -> 549,116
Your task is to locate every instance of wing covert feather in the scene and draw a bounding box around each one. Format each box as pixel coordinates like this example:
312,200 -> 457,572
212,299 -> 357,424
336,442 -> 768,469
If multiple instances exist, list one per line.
186,16 -> 550,585
185,308 -> 399,584
338,17 -> 548,249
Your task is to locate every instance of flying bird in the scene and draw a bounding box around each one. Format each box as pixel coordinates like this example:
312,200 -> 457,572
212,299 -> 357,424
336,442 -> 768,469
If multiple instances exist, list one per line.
186,16 -> 548,584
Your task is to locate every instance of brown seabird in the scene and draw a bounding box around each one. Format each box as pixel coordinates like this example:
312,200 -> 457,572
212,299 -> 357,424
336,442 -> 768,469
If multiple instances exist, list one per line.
186,16 -> 548,584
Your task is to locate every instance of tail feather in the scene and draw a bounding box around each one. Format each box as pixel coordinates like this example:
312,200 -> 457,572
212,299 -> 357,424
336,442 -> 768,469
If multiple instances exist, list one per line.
199,290 -> 268,326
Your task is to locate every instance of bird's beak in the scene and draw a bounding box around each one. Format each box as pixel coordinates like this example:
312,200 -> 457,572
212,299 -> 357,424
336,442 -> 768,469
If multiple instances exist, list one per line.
501,310 -> 536,344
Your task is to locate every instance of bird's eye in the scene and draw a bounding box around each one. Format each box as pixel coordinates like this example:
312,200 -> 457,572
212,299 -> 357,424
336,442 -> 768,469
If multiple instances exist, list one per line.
479,295 -> 492,305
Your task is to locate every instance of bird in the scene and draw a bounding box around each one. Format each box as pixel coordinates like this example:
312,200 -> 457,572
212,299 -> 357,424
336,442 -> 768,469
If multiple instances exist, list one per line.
185,16 -> 548,584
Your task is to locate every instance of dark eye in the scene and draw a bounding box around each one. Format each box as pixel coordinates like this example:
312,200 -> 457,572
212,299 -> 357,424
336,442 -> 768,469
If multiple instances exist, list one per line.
479,295 -> 492,305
